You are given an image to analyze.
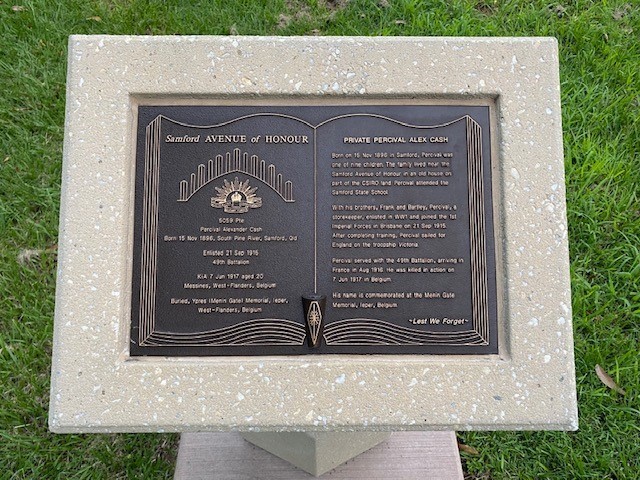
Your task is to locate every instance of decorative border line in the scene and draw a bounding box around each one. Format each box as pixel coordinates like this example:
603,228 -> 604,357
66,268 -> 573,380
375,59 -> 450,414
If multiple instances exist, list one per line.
323,319 -> 488,346
143,319 -> 306,346
157,112 -> 468,131
466,116 -> 489,344
138,116 -> 161,346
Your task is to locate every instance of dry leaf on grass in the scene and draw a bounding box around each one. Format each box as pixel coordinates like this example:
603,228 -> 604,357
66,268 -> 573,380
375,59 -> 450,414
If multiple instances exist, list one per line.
458,442 -> 479,455
320,0 -> 349,11
551,4 -> 567,17
595,364 -> 626,395
277,14 -> 291,29
613,4 -> 631,21
17,249 -> 42,265
17,244 -> 57,265
86,16 -> 102,22
12,5 -> 25,11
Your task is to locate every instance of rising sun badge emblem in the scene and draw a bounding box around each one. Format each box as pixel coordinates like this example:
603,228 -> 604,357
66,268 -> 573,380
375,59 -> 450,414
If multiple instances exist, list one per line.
210,177 -> 262,214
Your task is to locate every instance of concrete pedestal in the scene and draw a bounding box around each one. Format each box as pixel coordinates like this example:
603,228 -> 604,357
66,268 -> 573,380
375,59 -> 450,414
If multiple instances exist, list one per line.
241,431 -> 391,476
174,431 -> 464,479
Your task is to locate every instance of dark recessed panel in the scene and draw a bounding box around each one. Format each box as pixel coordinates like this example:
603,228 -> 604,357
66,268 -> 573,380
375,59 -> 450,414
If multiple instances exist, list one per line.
130,105 -> 497,356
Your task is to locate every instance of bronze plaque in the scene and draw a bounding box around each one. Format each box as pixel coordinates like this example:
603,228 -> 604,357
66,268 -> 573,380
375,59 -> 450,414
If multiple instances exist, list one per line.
130,105 -> 498,356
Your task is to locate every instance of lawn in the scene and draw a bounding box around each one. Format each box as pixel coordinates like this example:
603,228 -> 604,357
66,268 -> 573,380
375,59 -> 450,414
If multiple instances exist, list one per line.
1,0 -> 638,478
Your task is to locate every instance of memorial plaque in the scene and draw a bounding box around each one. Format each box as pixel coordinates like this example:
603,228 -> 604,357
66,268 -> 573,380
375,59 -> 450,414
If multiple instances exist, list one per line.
131,105 -> 498,356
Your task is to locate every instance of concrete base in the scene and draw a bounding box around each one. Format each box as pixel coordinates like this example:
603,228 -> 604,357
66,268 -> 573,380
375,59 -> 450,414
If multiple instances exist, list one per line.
174,431 -> 464,479
241,431 -> 391,476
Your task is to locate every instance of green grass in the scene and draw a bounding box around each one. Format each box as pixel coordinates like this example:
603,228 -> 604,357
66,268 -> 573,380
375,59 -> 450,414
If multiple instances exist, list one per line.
1,0 -> 638,478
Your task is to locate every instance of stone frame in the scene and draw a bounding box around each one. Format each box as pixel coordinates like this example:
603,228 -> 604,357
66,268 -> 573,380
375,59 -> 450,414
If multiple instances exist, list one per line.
50,36 -> 577,432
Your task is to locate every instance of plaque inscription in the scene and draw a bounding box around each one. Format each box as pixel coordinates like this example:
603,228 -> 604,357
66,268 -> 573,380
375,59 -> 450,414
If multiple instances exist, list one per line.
130,105 -> 498,356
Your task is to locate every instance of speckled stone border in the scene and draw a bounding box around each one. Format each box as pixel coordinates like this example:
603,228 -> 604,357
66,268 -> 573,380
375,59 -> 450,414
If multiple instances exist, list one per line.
49,36 -> 577,433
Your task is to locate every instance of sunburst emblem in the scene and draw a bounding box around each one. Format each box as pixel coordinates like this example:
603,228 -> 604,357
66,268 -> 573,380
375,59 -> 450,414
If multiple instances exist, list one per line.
306,301 -> 323,346
211,177 -> 262,214
308,310 -> 321,326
